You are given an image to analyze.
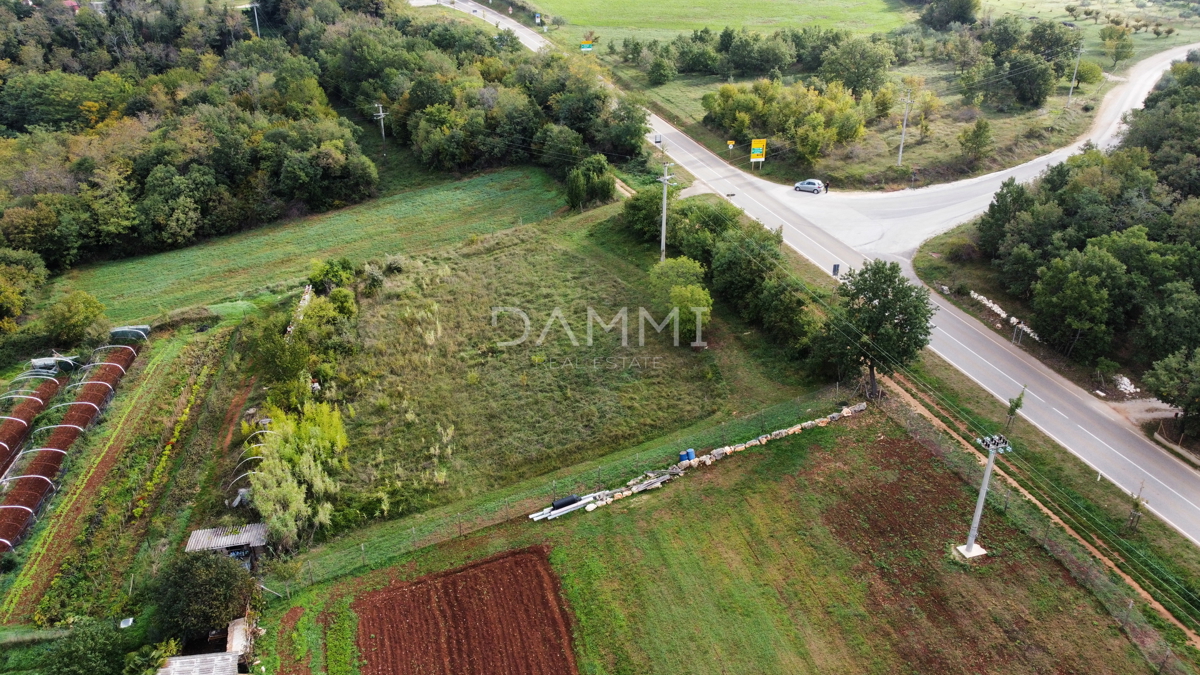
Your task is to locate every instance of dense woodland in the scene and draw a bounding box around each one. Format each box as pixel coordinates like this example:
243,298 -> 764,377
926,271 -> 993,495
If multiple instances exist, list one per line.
974,52 -> 1200,427
0,0 -> 642,336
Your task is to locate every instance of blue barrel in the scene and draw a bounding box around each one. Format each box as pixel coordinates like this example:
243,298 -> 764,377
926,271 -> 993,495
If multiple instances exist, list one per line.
679,451 -> 689,463
686,448 -> 696,460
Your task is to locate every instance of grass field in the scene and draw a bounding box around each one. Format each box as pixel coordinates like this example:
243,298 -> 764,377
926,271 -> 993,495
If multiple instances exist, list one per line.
255,404 -> 1155,674
531,0 -> 913,34
49,168 -> 563,324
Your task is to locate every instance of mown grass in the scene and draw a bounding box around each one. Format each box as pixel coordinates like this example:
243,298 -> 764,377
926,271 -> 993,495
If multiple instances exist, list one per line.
51,168 -> 563,323
535,0 -> 913,36
256,406 -> 1153,674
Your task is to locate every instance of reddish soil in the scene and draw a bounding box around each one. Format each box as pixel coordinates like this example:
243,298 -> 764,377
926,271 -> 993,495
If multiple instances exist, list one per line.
354,547 -> 579,675
807,418 -> 1137,674
277,606 -> 312,675
0,378 -> 63,476
220,378 -> 255,452
0,347 -> 137,551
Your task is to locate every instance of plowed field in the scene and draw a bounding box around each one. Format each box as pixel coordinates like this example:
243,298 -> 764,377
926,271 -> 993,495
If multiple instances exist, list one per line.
354,547 -> 578,675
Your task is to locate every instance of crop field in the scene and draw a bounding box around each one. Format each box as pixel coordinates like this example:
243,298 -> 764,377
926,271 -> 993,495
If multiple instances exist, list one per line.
50,168 -> 562,324
257,406 -> 1156,674
355,548 -> 577,675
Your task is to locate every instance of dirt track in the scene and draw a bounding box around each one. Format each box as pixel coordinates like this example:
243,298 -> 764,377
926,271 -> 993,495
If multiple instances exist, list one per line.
354,547 -> 578,675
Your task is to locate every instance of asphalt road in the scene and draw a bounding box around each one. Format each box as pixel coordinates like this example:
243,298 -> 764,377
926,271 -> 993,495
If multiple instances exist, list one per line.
647,46 -> 1200,547
418,1 -> 1200,548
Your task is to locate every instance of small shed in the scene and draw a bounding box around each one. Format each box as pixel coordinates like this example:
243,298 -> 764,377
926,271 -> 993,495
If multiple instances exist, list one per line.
185,523 -> 267,567
155,652 -> 239,675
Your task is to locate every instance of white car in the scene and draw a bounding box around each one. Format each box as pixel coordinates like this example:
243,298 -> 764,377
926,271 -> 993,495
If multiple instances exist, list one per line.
794,179 -> 824,194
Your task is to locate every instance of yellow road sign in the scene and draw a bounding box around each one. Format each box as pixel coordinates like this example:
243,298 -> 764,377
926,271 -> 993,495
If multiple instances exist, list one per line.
750,138 -> 766,161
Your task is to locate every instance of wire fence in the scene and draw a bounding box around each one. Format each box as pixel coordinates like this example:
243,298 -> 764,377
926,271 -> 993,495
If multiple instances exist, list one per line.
265,385 -> 849,593
877,395 -> 1193,675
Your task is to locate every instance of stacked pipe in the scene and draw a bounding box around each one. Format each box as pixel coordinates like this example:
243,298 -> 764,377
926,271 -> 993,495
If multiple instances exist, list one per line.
0,329 -> 147,553
529,402 -> 870,522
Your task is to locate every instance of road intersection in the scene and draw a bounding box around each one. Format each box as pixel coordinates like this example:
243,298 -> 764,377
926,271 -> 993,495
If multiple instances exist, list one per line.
423,0 -> 1200,547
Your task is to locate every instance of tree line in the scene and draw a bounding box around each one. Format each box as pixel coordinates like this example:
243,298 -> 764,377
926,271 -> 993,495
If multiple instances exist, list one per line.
0,0 -> 644,340
620,188 -> 935,397
974,52 -> 1200,431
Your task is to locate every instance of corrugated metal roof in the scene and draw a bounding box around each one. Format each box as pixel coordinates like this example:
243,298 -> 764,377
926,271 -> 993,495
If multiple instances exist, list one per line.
156,653 -> 238,675
185,523 -> 267,552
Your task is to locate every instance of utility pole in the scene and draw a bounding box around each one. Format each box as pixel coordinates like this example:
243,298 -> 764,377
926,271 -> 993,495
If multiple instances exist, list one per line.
657,163 -> 675,262
957,435 -> 1011,559
897,89 -> 914,167
1067,45 -> 1084,106
235,3 -> 261,37
373,103 -> 388,141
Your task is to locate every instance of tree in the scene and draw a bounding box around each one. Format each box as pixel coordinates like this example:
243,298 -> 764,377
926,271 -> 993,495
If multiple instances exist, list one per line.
1144,347 -> 1200,433
814,260 -> 935,397
1007,385 -> 1026,429
1076,60 -> 1104,85
648,55 -> 677,85
922,0 -> 981,29
41,619 -> 126,675
1100,25 -> 1134,67
157,552 -> 258,641
710,227 -> 783,320
1028,20 -> 1084,78
1030,255 -> 1114,362
308,257 -> 355,293
1007,51 -> 1057,107
1136,281 -> 1200,362
42,290 -> 106,345
566,169 -> 588,209
819,38 -> 894,96
649,256 -> 706,311
622,186 -> 677,241
958,119 -> 994,161
978,178 -> 1036,257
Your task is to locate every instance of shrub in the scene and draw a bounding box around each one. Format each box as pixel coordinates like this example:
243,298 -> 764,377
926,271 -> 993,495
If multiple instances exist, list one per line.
156,552 -> 258,641
42,619 -> 126,675
329,288 -> 357,317
41,290 -> 106,345
648,56 -> 678,85
947,238 -> 981,262
309,257 -> 356,293
1076,60 -> 1103,85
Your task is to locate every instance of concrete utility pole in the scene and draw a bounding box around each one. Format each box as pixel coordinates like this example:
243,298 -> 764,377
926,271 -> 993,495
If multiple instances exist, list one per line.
658,163 -> 675,262
897,89 -> 914,167
235,3 -> 261,37
957,434 -> 1011,559
1067,45 -> 1084,106
373,103 -> 388,141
